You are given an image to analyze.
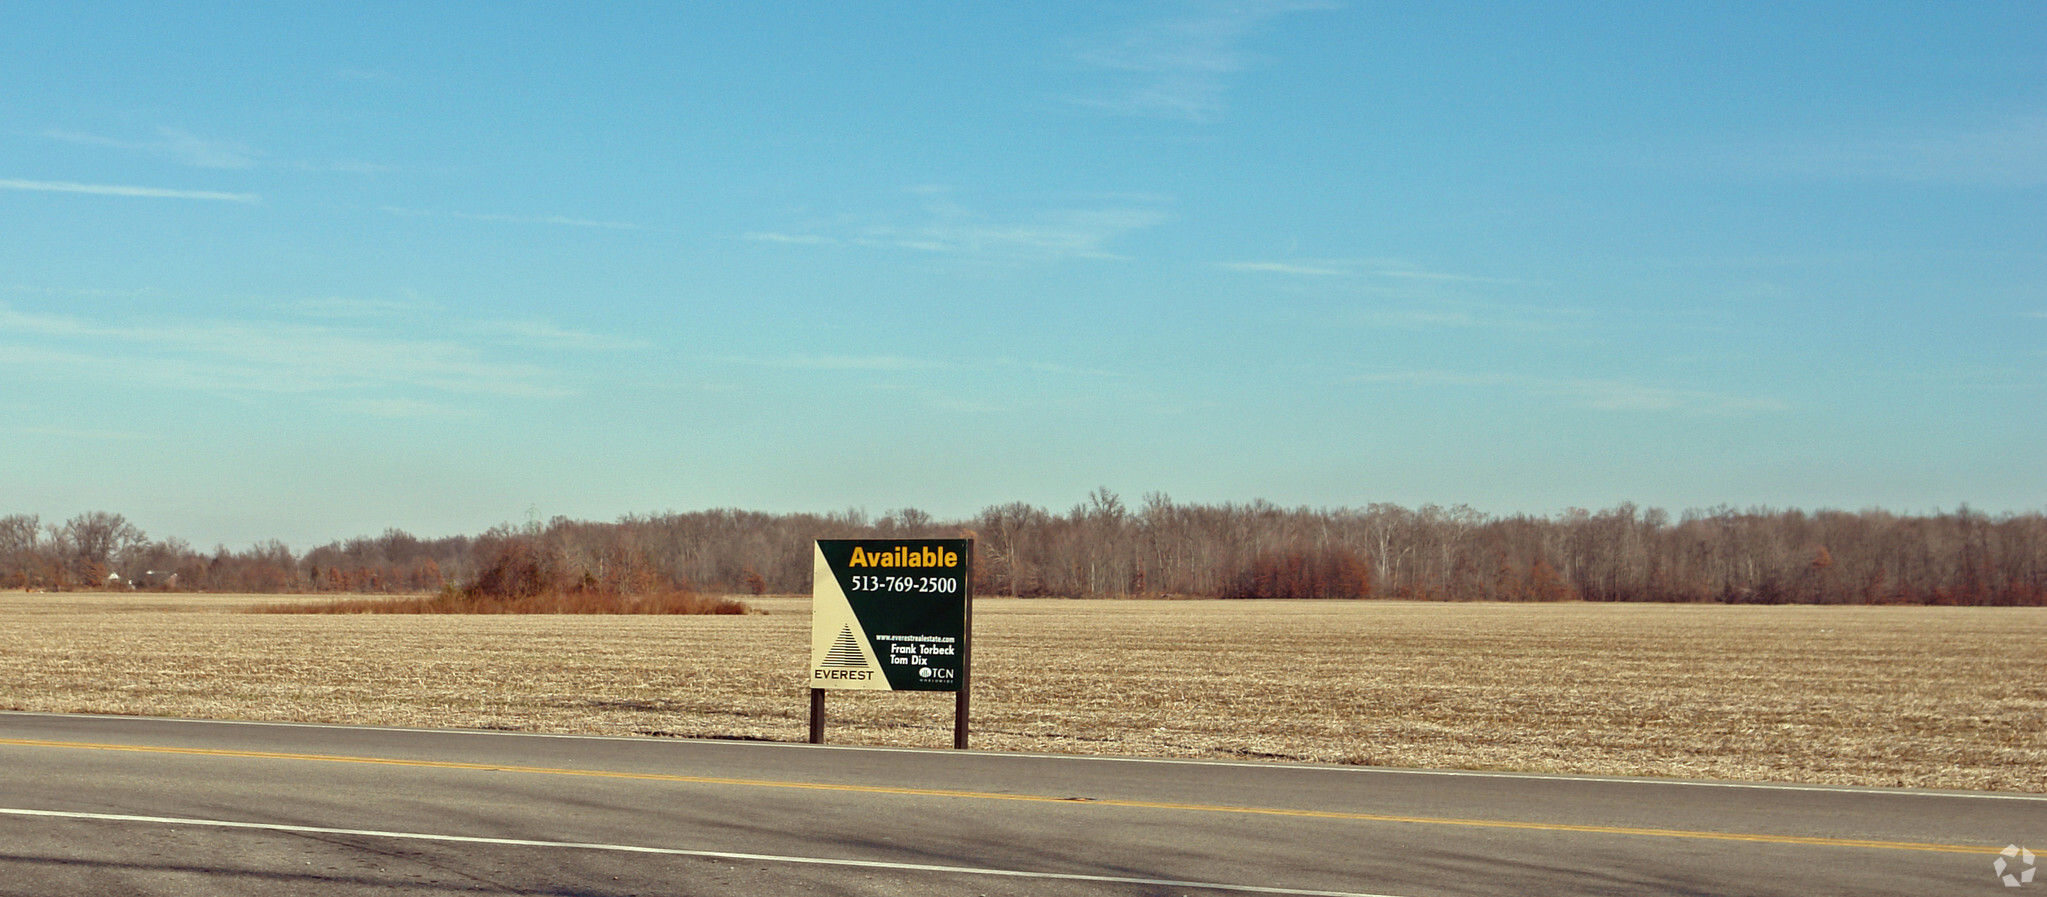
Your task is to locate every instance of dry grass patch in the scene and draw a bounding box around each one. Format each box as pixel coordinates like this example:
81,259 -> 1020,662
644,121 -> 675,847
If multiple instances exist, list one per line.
0,595 -> 2040,792
260,589 -> 750,615
963,601 -> 2046,792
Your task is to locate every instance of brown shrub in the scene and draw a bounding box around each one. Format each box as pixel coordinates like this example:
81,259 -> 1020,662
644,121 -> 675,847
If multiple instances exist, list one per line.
268,588 -> 748,615
264,535 -> 750,615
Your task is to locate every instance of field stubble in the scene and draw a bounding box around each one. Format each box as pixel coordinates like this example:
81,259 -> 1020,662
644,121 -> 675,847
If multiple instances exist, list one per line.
1,593 -> 2040,792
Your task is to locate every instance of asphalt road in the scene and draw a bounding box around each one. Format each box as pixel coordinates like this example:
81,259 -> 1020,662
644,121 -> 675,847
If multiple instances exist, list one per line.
0,712 -> 2039,896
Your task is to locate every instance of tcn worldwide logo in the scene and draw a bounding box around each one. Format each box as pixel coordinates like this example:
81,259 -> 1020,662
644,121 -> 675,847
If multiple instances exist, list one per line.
1996,845 -> 2037,888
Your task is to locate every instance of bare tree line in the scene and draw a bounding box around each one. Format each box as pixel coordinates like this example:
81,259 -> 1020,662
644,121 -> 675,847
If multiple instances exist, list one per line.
0,512 -> 461,594
5,494 -> 2044,605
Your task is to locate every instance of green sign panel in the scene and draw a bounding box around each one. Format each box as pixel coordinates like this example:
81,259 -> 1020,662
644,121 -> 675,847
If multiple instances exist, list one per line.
810,539 -> 970,691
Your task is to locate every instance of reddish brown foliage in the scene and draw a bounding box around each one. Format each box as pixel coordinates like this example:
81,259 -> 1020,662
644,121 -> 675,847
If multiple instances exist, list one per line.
272,534 -> 748,615
15,498 -> 2047,606
273,588 -> 747,615
1224,548 -> 1372,599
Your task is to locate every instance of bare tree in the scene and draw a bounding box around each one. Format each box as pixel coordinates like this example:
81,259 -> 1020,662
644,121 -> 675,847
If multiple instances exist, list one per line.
7,499 -> 2042,604
0,514 -> 46,588
60,512 -> 145,587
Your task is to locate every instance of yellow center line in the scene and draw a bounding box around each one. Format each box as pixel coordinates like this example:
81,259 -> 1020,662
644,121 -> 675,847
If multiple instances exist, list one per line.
0,737 -> 1996,855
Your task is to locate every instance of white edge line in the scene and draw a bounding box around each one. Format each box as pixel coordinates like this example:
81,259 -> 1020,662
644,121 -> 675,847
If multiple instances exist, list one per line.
0,807 -> 1404,897
7,710 -> 2042,802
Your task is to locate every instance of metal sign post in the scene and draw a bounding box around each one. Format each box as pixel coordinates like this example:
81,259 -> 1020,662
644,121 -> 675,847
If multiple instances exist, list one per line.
954,548 -> 972,749
807,538 -> 972,748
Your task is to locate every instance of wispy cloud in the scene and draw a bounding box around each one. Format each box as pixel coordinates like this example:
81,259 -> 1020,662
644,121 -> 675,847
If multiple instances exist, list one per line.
1219,261 -> 1352,276
381,206 -> 640,230
0,178 -> 257,203
1221,258 -> 1519,283
1220,257 -> 1581,331
153,128 -> 261,169
1067,1 -> 1335,123
41,126 -> 262,169
449,211 -> 638,230
744,231 -> 839,246
18,425 -> 149,440
1356,307 -> 1569,332
1693,115 -> 2047,188
751,190 -> 1169,263
1005,358 -> 1120,378
471,319 -> 651,352
294,297 -> 651,353
897,206 -> 1168,260
333,397 -> 476,419
41,126 -> 399,175
6,284 -> 157,299
290,297 -> 420,319
1355,369 -> 1788,414
300,158 -> 402,175
731,355 -> 949,372
715,353 -> 1119,378
706,353 -> 1119,417
0,302 -> 644,404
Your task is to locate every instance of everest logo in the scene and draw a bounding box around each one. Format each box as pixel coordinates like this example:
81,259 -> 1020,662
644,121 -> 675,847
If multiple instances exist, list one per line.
820,626 -> 866,668
1997,845 -> 2037,888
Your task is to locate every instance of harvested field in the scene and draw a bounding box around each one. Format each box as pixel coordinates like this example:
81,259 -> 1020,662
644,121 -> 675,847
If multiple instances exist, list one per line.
1,592 -> 2041,792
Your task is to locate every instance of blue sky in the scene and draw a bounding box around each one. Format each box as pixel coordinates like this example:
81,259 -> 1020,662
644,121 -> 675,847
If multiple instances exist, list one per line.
4,1 -> 2042,548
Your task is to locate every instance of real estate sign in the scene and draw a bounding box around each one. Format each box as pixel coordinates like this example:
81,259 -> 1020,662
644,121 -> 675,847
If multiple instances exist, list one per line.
810,539 -> 970,691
